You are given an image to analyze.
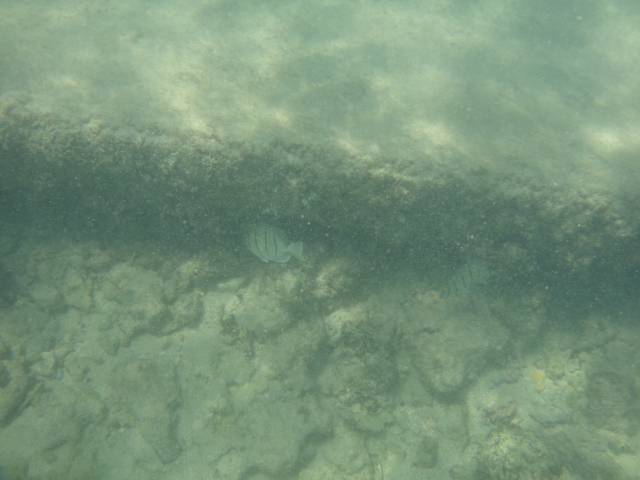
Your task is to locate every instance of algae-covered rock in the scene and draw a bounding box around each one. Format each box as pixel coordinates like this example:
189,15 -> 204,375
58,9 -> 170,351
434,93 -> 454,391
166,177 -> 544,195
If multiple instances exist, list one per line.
318,308 -> 399,432
62,267 -> 94,311
415,435 -> 439,469
29,281 -> 66,313
0,337 -> 31,426
164,291 -> 204,334
126,288 -> 172,339
114,358 -> 183,463
163,256 -> 206,302
320,425 -> 370,475
0,357 -> 31,426
99,263 -> 174,342
476,427 -> 560,480
0,381 -> 106,479
214,394 -> 332,479
586,370 -> 639,435
162,252 -> 239,303
222,270 -> 300,337
0,264 -> 17,308
319,344 -> 398,415
323,304 -> 367,346
311,256 -> 361,300
405,298 -> 509,397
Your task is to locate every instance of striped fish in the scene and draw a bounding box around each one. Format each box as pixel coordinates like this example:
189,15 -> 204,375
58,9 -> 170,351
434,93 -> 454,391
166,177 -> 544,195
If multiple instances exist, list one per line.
444,258 -> 492,297
245,225 -> 303,263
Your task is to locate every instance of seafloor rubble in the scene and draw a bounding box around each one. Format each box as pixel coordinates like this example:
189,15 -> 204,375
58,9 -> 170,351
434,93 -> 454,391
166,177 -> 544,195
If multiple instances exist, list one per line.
0,222 -> 637,480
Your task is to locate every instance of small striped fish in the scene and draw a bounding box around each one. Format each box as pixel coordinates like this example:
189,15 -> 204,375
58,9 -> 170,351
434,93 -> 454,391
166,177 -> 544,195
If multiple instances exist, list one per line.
444,258 -> 492,297
245,225 -> 303,263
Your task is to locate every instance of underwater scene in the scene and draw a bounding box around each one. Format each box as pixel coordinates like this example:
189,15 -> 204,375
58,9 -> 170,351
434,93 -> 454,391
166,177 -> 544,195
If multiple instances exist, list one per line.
0,0 -> 639,479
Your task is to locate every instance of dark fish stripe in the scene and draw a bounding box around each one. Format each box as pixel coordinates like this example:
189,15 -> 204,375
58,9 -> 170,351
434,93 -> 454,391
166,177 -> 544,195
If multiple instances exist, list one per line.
271,229 -> 278,258
272,229 -> 279,258
265,227 -> 274,258
260,226 -> 267,257
251,229 -> 259,257
263,227 -> 272,258
461,266 -> 469,288
255,226 -> 267,259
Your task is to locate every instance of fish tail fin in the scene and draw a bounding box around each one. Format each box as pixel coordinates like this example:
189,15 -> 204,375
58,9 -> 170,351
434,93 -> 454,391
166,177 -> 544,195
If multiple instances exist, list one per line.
288,241 -> 304,261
